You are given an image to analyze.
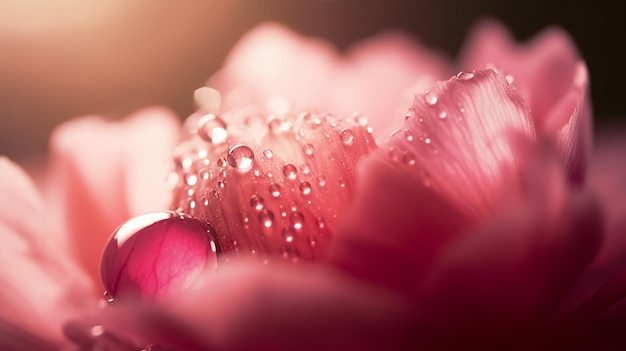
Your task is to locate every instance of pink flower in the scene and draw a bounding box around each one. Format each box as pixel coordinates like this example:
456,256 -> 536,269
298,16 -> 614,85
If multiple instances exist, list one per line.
1,20 -> 624,350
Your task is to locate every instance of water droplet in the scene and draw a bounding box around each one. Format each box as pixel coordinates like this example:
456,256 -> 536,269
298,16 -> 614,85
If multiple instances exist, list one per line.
185,174 -> 198,186
424,90 -> 438,105
197,114 -> 228,144
269,183 -> 282,198
300,163 -> 311,175
250,195 -> 264,211
258,209 -> 274,228
227,145 -> 254,172
315,217 -> 326,230
390,129 -> 401,138
290,212 -> 305,230
282,164 -> 298,180
456,71 -> 475,80
353,113 -> 368,126
100,212 -> 219,301
269,117 -> 291,134
389,147 -> 401,162
303,144 -> 314,156
340,128 -> 354,145
405,132 -> 414,142
505,74 -> 515,84
403,151 -> 416,166
181,157 -> 193,169
282,227 -> 295,243
299,181 -> 312,195
216,157 -> 227,168
197,149 -> 208,159
103,291 -> 114,303
405,108 -> 415,120
317,175 -> 327,187
438,109 -> 448,119
263,149 -> 274,159
424,138 -> 432,144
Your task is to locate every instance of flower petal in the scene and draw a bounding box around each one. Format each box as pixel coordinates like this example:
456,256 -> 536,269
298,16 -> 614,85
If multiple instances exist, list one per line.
460,20 -> 591,182
412,149 -> 603,348
389,69 -> 534,220
48,108 -> 180,284
95,262 -> 412,351
0,158 -> 93,344
329,69 -> 536,293
209,22 -> 450,140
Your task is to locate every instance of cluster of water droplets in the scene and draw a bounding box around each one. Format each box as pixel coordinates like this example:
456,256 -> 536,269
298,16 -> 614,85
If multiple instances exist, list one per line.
387,70 -> 500,187
168,106 -> 376,263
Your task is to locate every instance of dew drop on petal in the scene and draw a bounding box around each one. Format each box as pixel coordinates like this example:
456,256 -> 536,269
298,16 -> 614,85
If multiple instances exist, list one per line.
259,209 -> 275,228
299,181 -> 312,195
424,90 -> 438,105
317,175 -> 327,187
216,157 -> 227,168
269,183 -> 282,198
438,109 -> 447,120
340,128 -> 354,145
227,145 -> 254,172
282,164 -> 298,180
250,194 -> 265,211
290,211 -> 305,230
185,174 -> 198,186
456,71 -> 475,80
100,212 -> 220,301
282,227 -> 295,243
263,149 -> 274,159
300,163 -> 311,175
303,143 -> 315,156
197,114 -> 228,144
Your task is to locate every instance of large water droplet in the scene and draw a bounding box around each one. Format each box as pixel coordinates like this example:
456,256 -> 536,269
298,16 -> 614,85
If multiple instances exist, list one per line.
282,164 -> 298,180
340,128 -> 354,145
100,212 -> 219,301
197,114 -> 228,144
227,145 -> 254,172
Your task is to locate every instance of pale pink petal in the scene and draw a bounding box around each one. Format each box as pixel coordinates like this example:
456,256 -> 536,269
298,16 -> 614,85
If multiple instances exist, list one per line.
95,261 -> 412,351
329,70 -> 536,293
460,20 -> 591,182
48,108 -> 180,285
0,158 -> 93,345
388,69 -> 534,220
209,22 -> 450,140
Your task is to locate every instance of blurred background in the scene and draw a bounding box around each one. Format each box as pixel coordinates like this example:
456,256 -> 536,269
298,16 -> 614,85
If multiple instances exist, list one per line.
1,0 -> 623,159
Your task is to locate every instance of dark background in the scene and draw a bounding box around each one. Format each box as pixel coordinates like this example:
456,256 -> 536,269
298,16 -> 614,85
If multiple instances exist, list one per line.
1,0 -> 623,158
